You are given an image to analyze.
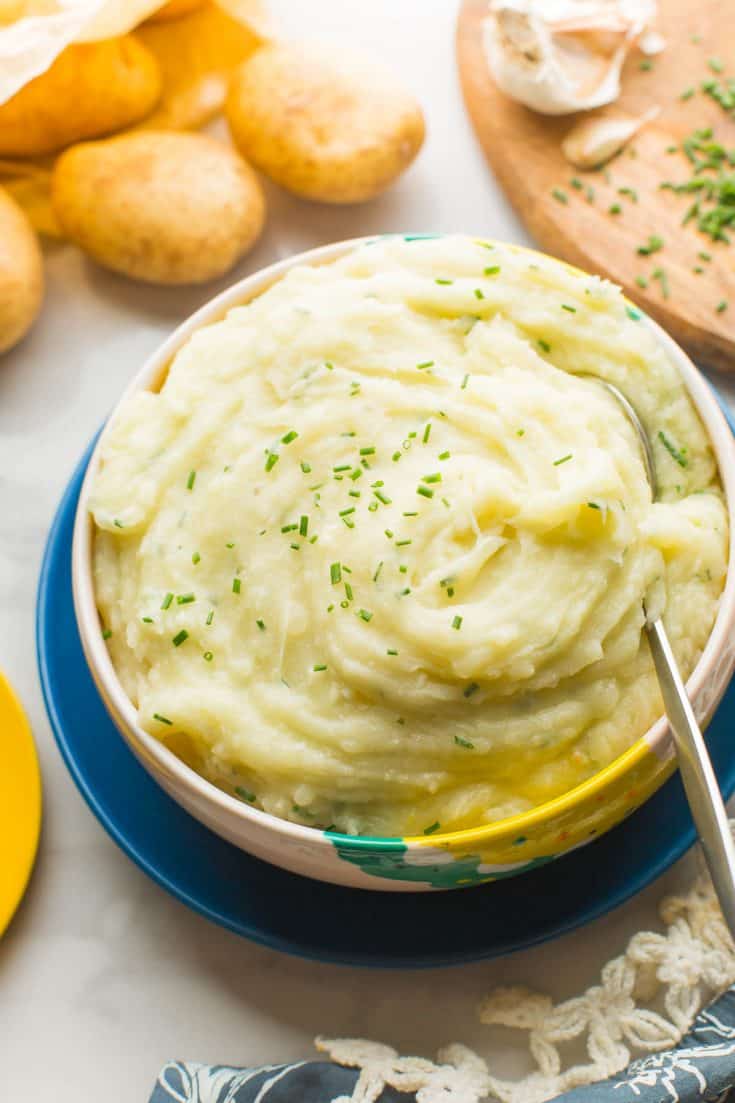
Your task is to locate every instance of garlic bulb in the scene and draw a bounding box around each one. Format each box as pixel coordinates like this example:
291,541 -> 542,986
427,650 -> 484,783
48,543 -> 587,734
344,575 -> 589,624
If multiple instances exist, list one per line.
561,106 -> 660,168
483,0 -> 659,116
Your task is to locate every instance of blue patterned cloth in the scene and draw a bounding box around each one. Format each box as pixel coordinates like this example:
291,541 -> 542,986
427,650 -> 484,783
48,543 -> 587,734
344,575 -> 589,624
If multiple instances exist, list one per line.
150,990 -> 735,1103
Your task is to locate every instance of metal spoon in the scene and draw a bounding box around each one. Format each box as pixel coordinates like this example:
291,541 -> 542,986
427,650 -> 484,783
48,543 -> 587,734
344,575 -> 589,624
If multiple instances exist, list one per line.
589,376 -> 735,937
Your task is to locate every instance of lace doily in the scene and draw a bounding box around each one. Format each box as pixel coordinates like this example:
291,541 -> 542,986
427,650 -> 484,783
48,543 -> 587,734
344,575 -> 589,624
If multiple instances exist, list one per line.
318,846 -> 735,1103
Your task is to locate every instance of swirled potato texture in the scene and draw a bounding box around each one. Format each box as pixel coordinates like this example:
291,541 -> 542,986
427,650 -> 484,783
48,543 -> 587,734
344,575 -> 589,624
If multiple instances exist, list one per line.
91,237 -> 728,837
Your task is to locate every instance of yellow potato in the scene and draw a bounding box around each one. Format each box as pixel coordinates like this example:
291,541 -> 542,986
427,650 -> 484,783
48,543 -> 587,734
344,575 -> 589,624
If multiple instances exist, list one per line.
225,42 -> 425,203
51,131 -> 266,285
0,37 -> 162,157
0,187 -> 43,354
144,0 -> 207,22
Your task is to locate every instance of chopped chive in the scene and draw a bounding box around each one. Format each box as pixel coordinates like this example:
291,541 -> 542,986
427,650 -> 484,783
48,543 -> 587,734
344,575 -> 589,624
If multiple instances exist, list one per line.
348,489 -> 361,498
454,735 -> 474,749
232,578 -> 241,594
203,651 -> 213,662
516,428 -> 525,437
192,551 -> 201,565
423,821 -> 441,835
373,561 -> 384,582
699,251 -> 712,262
299,515 -> 309,537
309,535 -> 318,544
172,630 -> 189,647
626,306 -> 641,320
265,451 -> 279,472
570,177 -> 583,190
333,464 -> 351,473
637,235 -> 664,256
161,592 -> 174,610
587,501 -> 602,511
618,187 -> 638,203
652,267 -> 670,300
373,490 -> 391,505
484,265 -> 501,276
552,188 -> 568,204
344,582 -> 354,601
186,470 -> 196,490
608,203 -> 622,215
360,446 -> 376,456
399,565 -> 408,573
350,468 -> 363,481
313,664 -> 327,672
658,430 -> 688,467
281,523 -> 298,533
256,618 -> 266,631
235,786 -> 256,802
324,361 -> 334,371
423,423 -> 432,444
385,529 -> 394,539
142,616 -> 153,623
417,485 -> 434,499
387,648 -> 398,656
176,593 -> 195,605
553,453 -> 573,466
206,610 -> 214,626
435,278 -> 453,285
463,682 -> 479,698
113,519 -> 124,529
708,56 -> 724,73
441,497 -> 450,508
680,87 -> 695,101
538,339 -> 551,353
474,288 -> 485,300
416,360 -> 434,370
153,713 -> 172,725
461,374 -> 470,389
423,473 -> 442,484
561,303 -> 577,312
392,451 -> 402,462
396,538 -> 412,547
281,430 -> 298,444
290,543 -> 300,550
357,608 -> 373,622
635,276 -> 648,288
717,300 -> 728,313
300,461 -> 312,473
400,588 -> 411,596
438,450 -> 450,460
452,615 -> 463,630
339,507 -> 356,517
102,629 -> 112,639
586,185 -> 595,203
402,511 -> 418,517
639,58 -> 653,71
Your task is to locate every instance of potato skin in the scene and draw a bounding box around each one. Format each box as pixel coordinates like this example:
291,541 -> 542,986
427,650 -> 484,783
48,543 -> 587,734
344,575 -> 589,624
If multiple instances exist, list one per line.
0,187 -> 44,354
225,42 -> 425,204
0,37 -> 162,157
51,131 -> 266,285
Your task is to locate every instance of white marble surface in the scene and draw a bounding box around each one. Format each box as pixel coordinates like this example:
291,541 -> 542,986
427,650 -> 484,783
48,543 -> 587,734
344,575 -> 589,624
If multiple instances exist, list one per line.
2,3 -> 735,1100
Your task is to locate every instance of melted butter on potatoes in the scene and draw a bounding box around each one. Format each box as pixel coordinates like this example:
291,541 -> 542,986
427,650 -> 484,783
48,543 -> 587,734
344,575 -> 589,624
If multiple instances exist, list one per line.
90,237 -> 727,837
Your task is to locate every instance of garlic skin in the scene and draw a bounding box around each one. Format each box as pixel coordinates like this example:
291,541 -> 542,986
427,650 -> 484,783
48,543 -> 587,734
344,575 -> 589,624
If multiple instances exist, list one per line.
561,106 -> 660,169
483,0 -> 659,116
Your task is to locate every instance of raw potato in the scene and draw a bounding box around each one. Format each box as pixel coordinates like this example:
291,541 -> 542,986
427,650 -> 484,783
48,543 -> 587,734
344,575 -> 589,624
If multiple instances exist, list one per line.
51,131 -> 266,285
0,187 -> 43,354
225,42 -> 425,203
0,37 -> 162,157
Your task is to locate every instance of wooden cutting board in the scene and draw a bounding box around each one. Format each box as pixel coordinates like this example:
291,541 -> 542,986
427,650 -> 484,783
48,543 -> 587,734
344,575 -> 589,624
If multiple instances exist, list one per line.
457,0 -> 735,372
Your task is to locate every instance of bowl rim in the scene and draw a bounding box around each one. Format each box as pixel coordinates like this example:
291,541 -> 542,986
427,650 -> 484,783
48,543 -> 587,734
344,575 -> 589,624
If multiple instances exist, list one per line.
72,234 -> 735,852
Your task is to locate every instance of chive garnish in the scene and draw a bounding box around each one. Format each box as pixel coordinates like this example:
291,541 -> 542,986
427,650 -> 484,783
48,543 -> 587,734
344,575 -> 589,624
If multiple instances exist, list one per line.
658,430 -> 689,467
176,593 -> 195,605
699,251 -> 712,262
281,523 -> 298,533
587,501 -> 602,511
357,609 -> 373,622
300,461 -> 312,473
350,468 -> 363,481
416,360 -> 434,370
349,489 -> 361,498
186,470 -> 196,490
452,615 -> 463,630
330,562 -> 342,584
374,490 -> 391,505
640,58 -> 653,71
360,446 -> 376,456
396,538 -> 412,547
423,473 -> 441,484
264,451 -> 279,472
385,529 -> 394,539
232,578 -> 241,594
717,300 -> 728,313
423,423 -> 432,444
373,561 -> 384,582
203,651 -> 213,662
333,464 -> 351,473
538,339 -> 551,353
552,188 -> 568,204
256,618 -> 266,630
339,507 -> 356,517
618,187 -> 638,203
102,629 -> 112,639
517,428 -> 525,436
463,682 -> 479,698
313,664 -> 327,672
290,543 -> 300,550
441,497 -> 450,508
153,713 -> 172,725
172,630 -> 189,647
709,56 -> 724,73
142,616 -> 153,623
652,267 -> 670,299
461,374 -> 469,389
454,735 -> 474,749
417,485 -> 434,499
235,786 -> 256,802
402,511 -> 418,517
484,265 -> 500,276
113,519 -> 124,529
344,582 -> 354,601
424,821 -> 441,835
387,648 -> 398,656
680,87 -> 695,100
161,592 -> 174,610
626,306 -> 641,321
635,276 -> 648,288
299,515 -> 309,537
281,430 -> 298,444
637,235 -> 664,255
435,278 -> 453,285
561,303 -> 577,312
438,451 -> 450,460
192,551 -> 201,565
392,451 -> 402,461
474,288 -> 485,300
553,454 -> 573,466
608,203 -> 622,215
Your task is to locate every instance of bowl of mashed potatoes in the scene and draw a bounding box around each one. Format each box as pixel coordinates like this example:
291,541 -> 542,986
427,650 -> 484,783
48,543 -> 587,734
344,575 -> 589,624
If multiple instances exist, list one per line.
72,235 -> 735,891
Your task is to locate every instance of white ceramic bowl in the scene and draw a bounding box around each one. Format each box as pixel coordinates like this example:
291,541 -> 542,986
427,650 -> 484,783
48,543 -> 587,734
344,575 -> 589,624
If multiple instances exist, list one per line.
72,237 -> 735,891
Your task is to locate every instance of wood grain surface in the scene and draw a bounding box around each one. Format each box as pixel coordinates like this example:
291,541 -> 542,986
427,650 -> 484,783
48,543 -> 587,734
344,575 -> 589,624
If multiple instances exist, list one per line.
457,0 -> 735,371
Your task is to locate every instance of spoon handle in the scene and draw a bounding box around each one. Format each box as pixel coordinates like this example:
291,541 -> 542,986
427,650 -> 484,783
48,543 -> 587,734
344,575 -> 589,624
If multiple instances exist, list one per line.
646,616 -> 735,939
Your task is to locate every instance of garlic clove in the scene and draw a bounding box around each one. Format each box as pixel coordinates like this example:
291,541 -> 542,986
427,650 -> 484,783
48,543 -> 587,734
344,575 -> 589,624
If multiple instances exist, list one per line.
484,0 -> 661,116
561,105 -> 660,169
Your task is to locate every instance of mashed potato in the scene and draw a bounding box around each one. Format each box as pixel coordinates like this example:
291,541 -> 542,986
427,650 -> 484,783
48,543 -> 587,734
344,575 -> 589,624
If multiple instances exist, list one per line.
91,236 -> 728,837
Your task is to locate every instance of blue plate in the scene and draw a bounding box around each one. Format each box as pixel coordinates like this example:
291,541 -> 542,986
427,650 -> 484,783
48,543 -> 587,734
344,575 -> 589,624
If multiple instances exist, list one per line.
37,428 -> 735,969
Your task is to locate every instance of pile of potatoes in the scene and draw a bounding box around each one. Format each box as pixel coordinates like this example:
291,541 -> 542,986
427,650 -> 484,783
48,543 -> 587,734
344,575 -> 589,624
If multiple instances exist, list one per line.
0,7 -> 425,354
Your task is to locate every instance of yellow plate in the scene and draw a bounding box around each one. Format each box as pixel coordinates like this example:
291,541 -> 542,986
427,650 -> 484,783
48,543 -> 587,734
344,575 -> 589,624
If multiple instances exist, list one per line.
0,673 -> 41,936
